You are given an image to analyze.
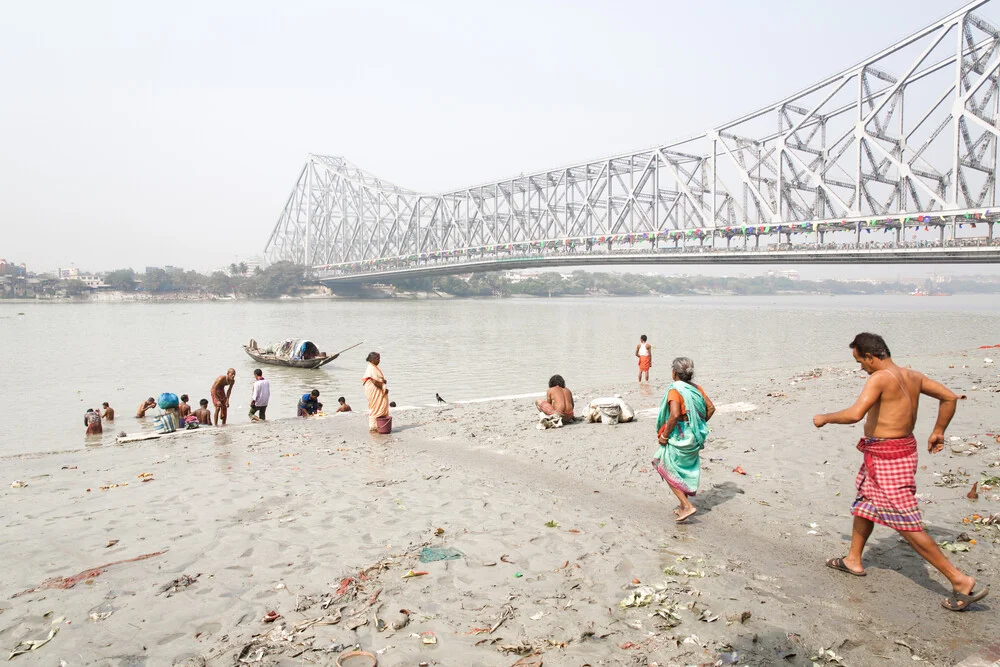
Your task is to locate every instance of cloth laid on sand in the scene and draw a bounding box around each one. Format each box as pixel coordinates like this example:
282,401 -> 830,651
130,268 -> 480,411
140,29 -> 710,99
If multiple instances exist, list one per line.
851,435 -> 922,531
584,396 -> 635,424
363,362 -> 389,430
537,414 -> 563,429
652,381 -> 709,496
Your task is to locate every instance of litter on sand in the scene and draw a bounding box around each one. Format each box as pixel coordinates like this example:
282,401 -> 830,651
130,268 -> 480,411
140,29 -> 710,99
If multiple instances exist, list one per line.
13,550 -> 167,598
418,546 -> 464,563
401,570 -> 429,579
7,617 -> 62,660
732,466 -> 747,475
10,480 -> 28,488
158,573 -> 201,596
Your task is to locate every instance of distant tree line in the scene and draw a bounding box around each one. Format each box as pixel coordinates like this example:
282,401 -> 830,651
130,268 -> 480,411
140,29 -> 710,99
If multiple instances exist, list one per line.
102,262 -> 310,298
388,270 -> 972,297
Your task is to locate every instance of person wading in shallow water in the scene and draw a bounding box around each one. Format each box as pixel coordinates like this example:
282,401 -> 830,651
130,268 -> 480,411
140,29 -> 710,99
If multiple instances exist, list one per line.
636,334 -> 652,382
211,368 -> 236,426
813,332 -> 989,611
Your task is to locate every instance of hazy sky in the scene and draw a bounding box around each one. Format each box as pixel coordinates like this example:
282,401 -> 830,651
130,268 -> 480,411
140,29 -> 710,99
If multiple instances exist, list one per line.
1,0 -> 992,275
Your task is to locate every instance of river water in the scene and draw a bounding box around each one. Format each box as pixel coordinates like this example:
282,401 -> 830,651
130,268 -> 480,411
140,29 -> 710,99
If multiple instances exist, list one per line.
1,295 -> 998,455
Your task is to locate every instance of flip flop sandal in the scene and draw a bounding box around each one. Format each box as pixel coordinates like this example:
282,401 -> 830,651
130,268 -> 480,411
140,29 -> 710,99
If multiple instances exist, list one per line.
825,557 -> 866,577
941,585 -> 990,611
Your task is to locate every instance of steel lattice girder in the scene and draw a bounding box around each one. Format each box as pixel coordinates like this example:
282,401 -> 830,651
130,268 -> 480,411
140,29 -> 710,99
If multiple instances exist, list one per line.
264,0 -> 1000,268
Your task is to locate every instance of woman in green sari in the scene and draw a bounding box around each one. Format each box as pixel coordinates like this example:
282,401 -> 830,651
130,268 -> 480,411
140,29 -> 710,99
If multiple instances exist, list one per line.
653,357 -> 716,522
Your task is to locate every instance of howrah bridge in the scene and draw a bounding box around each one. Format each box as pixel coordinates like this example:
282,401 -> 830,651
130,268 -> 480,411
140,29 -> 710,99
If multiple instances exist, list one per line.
264,1 -> 1000,284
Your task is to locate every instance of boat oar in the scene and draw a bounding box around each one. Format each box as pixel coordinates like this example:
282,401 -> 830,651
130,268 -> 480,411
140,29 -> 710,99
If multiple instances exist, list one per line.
326,341 -> 364,361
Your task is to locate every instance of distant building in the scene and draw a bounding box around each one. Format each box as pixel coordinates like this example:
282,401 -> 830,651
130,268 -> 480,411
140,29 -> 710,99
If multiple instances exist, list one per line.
79,274 -> 107,288
766,269 -> 799,281
58,266 -> 80,280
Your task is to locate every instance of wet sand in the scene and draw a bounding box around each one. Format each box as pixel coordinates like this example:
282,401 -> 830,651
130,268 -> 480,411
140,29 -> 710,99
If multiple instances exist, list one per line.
1,348 -> 998,666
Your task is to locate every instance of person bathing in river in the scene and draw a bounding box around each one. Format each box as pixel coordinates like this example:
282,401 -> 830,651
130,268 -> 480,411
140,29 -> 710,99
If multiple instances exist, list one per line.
101,402 -> 114,422
363,352 -> 389,432
135,397 -> 156,418
177,395 -> 191,421
211,368 -> 236,426
297,390 -> 322,417
653,357 -> 716,523
336,396 -> 352,412
193,399 -> 212,425
535,374 -> 575,421
84,408 -> 103,435
813,332 -> 989,611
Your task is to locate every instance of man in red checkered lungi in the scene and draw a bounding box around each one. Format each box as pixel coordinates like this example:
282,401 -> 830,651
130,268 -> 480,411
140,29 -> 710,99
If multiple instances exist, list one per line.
813,332 -> 989,612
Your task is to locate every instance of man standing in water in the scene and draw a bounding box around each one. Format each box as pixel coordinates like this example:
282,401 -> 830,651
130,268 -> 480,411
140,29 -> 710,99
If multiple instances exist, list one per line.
813,332 -> 988,611
635,334 -> 652,382
135,397 -> 156,418
249,369 -> 270,421
84,408 -> 103,435
211,368 -> 236,426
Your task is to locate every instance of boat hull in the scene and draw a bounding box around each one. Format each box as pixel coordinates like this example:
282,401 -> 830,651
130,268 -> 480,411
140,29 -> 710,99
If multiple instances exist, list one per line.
243,346 -> 338,369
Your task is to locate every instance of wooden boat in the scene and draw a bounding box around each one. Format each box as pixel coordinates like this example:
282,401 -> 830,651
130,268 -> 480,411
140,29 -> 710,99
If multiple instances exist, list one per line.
243,338 -> 340,369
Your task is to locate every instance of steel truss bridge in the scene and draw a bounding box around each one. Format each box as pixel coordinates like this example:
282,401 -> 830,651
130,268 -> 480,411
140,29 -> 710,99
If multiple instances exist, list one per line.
265,1 -> 1000,284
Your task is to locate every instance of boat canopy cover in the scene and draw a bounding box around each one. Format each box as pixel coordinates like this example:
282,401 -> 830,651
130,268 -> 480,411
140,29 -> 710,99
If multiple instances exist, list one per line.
260,339 -> 321,361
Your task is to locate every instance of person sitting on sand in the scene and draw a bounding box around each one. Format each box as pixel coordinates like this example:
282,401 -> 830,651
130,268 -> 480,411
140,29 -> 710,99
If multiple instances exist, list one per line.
336,396 -> 352,412
813,332 -> 989,612
101,402 -> 114,422
84,408 -> 103,435
535,374 -> 575,421
298,390 -> 322,417
211,368 -> 236,426
177,394 -> 191,421
135,397 -> 156,418
193,399 -> 212,425
653,357 -> 715,523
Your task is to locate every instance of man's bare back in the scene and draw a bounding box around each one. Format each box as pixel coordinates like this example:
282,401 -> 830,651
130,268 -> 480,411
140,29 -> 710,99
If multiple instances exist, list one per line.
547,386 -> 574,416
863,367 -> 920,438
194,408 -> 212,424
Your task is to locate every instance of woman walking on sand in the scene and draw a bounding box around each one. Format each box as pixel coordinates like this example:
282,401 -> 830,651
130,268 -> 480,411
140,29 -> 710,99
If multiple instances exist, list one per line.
363,351 -> 389,432
653,357 -> 716,522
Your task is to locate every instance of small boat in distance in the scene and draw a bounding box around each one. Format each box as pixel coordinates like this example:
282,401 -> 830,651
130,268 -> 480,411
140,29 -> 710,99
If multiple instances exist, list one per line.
244,338 -> 353,369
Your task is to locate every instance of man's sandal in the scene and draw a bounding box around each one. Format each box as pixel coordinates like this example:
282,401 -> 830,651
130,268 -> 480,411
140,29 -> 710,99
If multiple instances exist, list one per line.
825,557 -> 866,577
941,585 -> 990,611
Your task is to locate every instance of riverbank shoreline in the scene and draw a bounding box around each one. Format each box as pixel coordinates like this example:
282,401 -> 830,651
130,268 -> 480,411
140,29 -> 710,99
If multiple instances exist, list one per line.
2,350 -> 998,665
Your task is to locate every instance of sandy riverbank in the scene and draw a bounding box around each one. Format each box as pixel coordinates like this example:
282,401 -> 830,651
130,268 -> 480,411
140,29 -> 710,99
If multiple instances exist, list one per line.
1,348 -> 998,666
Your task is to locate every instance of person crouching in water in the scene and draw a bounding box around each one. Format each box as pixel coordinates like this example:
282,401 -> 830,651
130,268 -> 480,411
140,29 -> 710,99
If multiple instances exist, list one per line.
653,357 -> 716,523
298,390 -> 322,417
84,408 -> 103,435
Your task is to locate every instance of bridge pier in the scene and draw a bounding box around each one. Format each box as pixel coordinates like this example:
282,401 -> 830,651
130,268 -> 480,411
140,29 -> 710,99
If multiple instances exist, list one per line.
990,221 -> 994,242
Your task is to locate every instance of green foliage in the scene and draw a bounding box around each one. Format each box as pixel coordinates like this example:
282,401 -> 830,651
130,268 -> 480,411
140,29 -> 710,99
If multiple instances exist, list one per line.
104,268 -> 136,291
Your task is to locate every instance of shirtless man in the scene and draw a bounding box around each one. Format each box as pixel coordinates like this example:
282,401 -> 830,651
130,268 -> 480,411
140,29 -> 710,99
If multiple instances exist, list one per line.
177,394 -> 192,421
136,397 -> 156,418
336,397 -> 352,412
211,369 -> 236,426
101,402 -> 115,422
535,374 -> 574,421
813,332 -> 988,611
193,399 -> 212,425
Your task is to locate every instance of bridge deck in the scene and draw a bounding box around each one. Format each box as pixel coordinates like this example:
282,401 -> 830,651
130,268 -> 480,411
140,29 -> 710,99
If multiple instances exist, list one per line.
317,245 -> 1000,284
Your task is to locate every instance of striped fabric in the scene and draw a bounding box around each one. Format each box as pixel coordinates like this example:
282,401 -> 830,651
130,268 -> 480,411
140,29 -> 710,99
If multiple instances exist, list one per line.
851,435 -> 923,532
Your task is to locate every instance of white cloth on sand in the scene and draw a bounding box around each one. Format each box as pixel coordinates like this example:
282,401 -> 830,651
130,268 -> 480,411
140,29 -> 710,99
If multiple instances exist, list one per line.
584,395 -> 635,424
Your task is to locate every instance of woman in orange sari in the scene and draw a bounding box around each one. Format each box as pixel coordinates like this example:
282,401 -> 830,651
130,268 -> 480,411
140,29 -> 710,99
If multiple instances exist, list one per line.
363,351 -> 389,432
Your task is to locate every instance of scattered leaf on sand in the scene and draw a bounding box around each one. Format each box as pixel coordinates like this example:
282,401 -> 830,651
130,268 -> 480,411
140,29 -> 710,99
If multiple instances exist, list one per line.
10,480 -> 28,489
89,611 -> 113,622
8,621 -> 60,659
544,520 -> 559,528
105,540 -> 119,548
261,610 -> 281,623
